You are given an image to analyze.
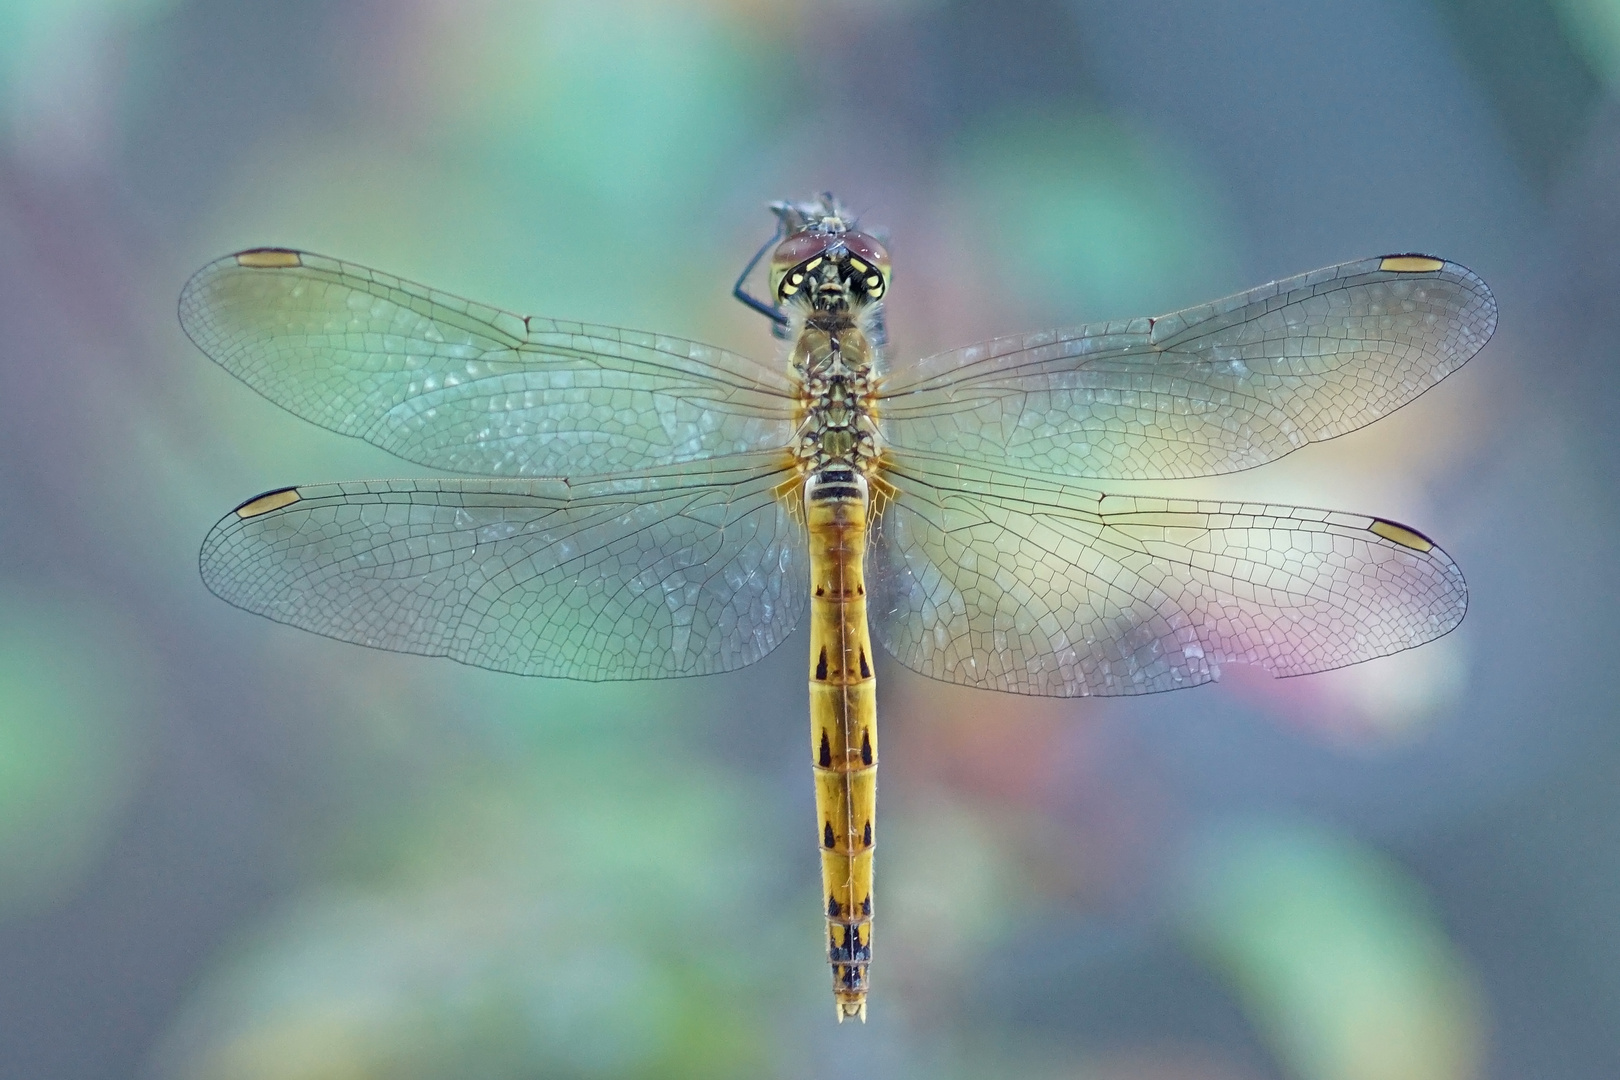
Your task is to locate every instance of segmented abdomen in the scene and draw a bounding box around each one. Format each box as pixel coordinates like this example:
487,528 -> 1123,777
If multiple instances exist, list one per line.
806,473 -> 877,1023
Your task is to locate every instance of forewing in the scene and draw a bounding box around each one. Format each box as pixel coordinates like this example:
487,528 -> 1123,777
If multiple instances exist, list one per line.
180,250 -> 796,477
200,455 -> 805,679
870,455 -> 1466,696
880,256 -> 1495,480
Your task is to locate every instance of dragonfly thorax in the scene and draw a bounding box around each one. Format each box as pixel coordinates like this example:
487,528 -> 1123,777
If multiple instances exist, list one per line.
792,319 -> 883,476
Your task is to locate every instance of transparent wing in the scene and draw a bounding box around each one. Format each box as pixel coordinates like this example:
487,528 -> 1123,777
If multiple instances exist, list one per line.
200,455 -> 805,680
880,256 -> 1495,480
870,454 -> 1466,697
180,250 -> 797,477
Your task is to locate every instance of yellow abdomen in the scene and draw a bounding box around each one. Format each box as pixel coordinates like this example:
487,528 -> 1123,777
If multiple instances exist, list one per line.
805,472 -> 877,1023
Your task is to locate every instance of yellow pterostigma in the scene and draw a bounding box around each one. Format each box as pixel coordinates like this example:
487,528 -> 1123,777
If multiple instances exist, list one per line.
183,195 -> 1495,1022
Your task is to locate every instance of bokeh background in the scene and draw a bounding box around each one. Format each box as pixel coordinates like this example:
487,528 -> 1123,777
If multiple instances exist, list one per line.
0,0 -> 1615,1076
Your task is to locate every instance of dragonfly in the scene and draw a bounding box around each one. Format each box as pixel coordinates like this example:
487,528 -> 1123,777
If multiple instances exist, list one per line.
182,194 -> 1495,1022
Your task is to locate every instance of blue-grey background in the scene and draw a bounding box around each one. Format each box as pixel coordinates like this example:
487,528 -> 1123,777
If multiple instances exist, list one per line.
0,1 -> 1614,1077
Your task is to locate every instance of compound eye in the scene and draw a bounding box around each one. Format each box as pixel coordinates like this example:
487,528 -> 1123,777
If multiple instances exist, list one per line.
770,231 -> 839,300
843,231 -> 891,299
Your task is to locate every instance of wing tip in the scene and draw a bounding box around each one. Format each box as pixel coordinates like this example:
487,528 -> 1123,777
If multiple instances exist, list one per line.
1375,253 -> 1498,355
1365,516 -> 1470,643
178,248 -> 305,345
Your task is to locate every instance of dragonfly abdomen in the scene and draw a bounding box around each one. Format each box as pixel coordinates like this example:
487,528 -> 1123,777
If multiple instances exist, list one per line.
806,469 -> 877,1023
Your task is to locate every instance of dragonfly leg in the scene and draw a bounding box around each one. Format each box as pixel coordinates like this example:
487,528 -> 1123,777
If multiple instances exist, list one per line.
732,224 -> 791,336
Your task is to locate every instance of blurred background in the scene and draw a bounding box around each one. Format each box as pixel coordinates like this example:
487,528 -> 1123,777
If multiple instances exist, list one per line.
0,0 -> 1614,1076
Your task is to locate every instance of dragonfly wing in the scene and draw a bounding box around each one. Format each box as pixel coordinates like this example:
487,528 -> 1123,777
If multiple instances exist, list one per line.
200,455 -> 806,679
880,256 -> 1495,480
180,250 -> 797,477
870,454 -> 1466,696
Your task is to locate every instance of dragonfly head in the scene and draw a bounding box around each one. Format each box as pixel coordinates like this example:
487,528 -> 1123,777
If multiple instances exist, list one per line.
768,195 -> 890,310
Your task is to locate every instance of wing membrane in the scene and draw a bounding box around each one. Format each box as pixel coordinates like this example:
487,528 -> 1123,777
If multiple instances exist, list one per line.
870,454 -> 1466,696
180,250 -> 796,477
880,256 -> 1494,480
200,455 -> 805,679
